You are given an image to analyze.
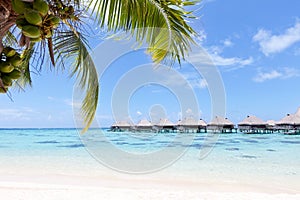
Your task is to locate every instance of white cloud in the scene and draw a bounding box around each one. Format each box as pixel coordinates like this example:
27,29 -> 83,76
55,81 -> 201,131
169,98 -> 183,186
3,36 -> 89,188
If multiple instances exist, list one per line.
210,53 -> 254,66
188,46 -> 253,68
253,22 -> 300,56
223,39 -> 233,47
253,70 -> 282,82
199,38 -> 253,67
136,111 -> 142,116
281,67 -> 300,79
253,67 -> 300,82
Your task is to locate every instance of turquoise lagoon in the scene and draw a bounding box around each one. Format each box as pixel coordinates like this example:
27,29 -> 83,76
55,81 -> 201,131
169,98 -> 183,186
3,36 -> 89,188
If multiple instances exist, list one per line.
0,128 -> 299,192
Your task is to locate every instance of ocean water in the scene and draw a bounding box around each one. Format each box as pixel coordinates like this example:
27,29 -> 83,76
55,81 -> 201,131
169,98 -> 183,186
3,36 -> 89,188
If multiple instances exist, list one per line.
0,128 -> 299,192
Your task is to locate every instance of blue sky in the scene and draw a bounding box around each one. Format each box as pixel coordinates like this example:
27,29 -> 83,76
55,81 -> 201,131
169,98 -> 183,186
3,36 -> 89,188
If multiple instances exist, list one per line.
1,0 -> 300,128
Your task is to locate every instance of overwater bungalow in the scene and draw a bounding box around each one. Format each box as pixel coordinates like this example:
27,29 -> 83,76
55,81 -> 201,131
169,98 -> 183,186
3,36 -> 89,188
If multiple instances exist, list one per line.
208,116 -> 236,133
154,118 -> 176,133
135,119 -> 153,132
276,113 -> 300,135
110,121 -> 132,132
177,117 -> 206,133
238,115 -> 269,134
276,114 -> 295,132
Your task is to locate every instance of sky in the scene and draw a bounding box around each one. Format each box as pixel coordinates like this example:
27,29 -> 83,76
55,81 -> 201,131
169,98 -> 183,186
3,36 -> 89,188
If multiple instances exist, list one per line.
1,0 -> 300,128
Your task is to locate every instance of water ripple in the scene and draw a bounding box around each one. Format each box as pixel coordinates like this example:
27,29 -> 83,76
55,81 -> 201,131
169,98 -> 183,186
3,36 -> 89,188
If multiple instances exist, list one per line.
57,144 -> 85,148
35,140 -> 60,144
280,141 -> 300,144
225,147 -> 240,151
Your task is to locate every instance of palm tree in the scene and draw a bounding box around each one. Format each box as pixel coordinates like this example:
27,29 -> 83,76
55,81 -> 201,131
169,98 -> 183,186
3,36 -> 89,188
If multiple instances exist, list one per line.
0,0 -> 198,131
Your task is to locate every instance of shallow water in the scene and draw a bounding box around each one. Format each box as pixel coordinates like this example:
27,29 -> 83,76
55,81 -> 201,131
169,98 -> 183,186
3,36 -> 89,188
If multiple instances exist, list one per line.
0,128 -> 299,192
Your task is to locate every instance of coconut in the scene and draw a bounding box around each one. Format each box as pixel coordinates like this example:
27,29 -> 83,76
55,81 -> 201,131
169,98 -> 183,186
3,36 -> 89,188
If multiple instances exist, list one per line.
16,17 -> 28,29
12,0 -> 30,14
22,25 -> 41,38
6,69 -> 22,80
0,62 -> 14,73
3,47 -> 16,57
33,0 -> 49,16
47,15 -> 60,27
9,54 -> 22,67
24,9 -> 43,26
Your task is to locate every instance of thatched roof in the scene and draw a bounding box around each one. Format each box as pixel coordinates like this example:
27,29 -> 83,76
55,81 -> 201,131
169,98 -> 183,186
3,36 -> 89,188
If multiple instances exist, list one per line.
198,119 -> 207,126
111,121 -> 132,127
136,119 -> 152,127
238,115 -> 267,126
209,116 -> 234,126
266,120 -> 276,126
276,114 -> 295,125
156,118 -> 175,126
277,107 -> 300,125
178,117 -> 198,126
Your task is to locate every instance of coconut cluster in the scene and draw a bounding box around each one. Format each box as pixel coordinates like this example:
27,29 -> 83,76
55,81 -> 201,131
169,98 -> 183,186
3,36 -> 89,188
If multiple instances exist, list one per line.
0,0 -> 78,93
0,47 -> 22,93
52,1 -> 77,20
13,0 -> 60,42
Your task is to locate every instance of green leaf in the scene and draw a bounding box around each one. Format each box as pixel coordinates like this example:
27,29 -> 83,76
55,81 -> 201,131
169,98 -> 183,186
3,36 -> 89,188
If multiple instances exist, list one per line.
88,0 -> 198,65
53,30 -> 99,132
14,44 -> 35,89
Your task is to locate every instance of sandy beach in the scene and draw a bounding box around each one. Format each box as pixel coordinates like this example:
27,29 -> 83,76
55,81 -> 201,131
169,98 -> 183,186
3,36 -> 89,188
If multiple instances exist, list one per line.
1,170 -> 300,200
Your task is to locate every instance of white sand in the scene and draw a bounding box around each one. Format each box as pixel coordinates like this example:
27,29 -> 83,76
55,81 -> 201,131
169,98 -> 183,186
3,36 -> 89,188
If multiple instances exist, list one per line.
0,173 -> 299,200
0,150 -> 299,200
1,182 -> 299,200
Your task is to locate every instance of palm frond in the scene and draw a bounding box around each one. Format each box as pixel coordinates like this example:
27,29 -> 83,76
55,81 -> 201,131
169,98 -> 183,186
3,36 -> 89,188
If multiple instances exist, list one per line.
2,29 -> 18,47
53,30 -> 99,132
15,44 -> 35,89
88,0 -> 198,64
